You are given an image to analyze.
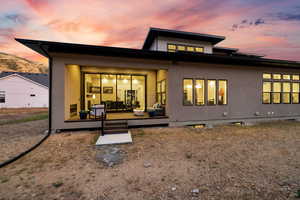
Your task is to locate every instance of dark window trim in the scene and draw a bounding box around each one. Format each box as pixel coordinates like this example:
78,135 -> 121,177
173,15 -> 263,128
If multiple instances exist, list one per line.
167,43 -> 204,53
195,79 -> 205,106
217,79 -> 228,105
207,79 -> 217,106
183,78 -> 194,106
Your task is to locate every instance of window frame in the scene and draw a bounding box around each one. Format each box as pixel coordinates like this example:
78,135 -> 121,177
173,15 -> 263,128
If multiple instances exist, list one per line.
282,82 -> 291,104
0,91 -> 5,103
207,79 -> 217,106
292,82 -> 300,104
272,81 -> 282,104
167,43 -> 204,54
262,81 -> 272,104
183,78 -> 194,106
217,79 -> 228,105
194,79 -> 205,106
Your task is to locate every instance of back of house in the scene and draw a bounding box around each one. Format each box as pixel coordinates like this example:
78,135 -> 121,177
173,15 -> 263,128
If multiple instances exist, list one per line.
16,27 -> 300,132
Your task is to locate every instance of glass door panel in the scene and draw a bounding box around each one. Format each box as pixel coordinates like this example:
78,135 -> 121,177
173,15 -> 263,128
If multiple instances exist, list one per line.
84,74 -> 100,110
132,75 -> 145,110
117,75 -> 131,111
101,74 -> 117,111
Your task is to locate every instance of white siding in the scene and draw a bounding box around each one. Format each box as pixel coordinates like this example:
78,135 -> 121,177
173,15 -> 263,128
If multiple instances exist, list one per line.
151,36 -> 213,54
0,75 -> 48,108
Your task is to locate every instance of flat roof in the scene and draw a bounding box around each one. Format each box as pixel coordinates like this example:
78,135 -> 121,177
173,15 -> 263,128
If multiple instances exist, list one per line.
16,38 -> 300,69
142,27 -> 225,49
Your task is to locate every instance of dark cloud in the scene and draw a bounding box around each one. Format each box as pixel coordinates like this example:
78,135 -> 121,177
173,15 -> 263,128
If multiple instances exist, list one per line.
254,18 -> 265,25
231,18 -> 266,31
3,13 -> 29,25
277,13 -> 300,21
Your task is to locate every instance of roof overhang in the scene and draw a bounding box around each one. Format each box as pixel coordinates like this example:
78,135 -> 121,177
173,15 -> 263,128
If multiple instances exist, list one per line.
16,38 -> 300,69
142,27 -> 225,49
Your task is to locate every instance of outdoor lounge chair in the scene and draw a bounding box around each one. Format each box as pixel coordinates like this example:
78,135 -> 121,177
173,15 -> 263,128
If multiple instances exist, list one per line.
89,104 -> 106,120
148,103 -> 165,117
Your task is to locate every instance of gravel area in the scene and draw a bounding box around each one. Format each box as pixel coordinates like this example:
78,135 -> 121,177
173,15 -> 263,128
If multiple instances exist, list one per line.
0,121 -> 300,200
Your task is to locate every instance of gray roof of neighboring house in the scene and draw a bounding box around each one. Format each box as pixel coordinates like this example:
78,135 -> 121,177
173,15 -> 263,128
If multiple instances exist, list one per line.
0,71 -> 49,88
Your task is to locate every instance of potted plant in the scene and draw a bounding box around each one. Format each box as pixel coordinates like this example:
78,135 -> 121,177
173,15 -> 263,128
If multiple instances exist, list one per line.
79,110 -> 89,119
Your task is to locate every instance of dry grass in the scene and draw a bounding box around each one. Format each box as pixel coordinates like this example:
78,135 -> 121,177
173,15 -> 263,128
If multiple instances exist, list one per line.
0,121 -> 300,200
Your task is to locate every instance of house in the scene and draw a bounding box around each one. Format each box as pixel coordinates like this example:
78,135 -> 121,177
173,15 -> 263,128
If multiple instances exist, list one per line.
16,27 -> 300,132
0,71 -> 48,108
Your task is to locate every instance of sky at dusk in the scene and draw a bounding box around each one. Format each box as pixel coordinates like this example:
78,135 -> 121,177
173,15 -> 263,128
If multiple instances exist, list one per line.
0,0 -> 300,63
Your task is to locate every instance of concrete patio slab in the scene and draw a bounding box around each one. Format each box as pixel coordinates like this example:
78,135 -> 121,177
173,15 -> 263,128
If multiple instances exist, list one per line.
96,131 -> 132,145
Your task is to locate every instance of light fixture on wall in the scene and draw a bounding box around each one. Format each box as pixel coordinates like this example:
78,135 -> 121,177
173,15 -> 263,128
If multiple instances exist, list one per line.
92,94 -> 96,99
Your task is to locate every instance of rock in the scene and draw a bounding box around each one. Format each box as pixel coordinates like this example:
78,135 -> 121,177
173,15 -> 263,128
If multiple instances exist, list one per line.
171,187 -> 176,191
95,147 -> 123,167
144,162 -> 152,168
191,188 -> 200,193
185,152 -> 192,159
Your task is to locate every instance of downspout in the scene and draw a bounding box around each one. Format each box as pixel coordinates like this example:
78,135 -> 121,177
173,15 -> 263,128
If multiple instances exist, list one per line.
0,44 -> 52,168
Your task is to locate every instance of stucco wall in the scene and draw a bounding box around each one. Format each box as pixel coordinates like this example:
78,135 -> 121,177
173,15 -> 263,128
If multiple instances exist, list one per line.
168,62 -> 300,123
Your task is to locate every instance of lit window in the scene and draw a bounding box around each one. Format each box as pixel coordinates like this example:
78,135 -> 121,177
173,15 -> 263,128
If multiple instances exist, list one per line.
292,83 -> 299,104
272,82 -> 281,104
273,74 -> 281,80
207,80 -> 216,105
195,47 -> 204,53
167,44 -> 176,52
292,75 -> 299,80
282,82 -> 291,103
218,80 -> 227,105
0,91 -> 5,103
283,74 -> 290,80
183,79 -> 193,105
263,73 -> 271,79
177,45 -> 186,51
187,46 -> 195,52
263,82 -> 271,104
195,79 -> 204,105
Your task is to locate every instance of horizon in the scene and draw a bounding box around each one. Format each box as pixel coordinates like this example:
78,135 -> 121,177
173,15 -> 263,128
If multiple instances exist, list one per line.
0,0 -> 300,63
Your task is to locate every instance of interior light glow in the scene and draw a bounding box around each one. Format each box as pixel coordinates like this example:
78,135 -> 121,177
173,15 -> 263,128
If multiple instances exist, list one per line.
187,84 -> 192,88
92,94 -> 96,99
123,79 -> 128,83
209,81 -> 214,87
133,79 -> 138,84
195,84 -> 202,89
102,78 -> 108,83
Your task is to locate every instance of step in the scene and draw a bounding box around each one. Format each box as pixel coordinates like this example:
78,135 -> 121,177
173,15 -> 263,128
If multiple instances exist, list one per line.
104,126 -> 128,130
104,129 -> 129,135
104,121 -> 127,126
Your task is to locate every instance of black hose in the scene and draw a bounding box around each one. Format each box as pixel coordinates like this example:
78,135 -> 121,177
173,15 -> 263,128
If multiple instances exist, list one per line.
0,130 -> 51,168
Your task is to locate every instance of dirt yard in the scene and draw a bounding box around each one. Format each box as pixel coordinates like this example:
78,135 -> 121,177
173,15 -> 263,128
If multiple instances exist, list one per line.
0,108 -> 48,162
0,121 -> 300,200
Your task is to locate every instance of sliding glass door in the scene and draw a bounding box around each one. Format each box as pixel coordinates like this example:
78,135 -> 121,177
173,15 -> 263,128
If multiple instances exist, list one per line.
84,73 -> 146,112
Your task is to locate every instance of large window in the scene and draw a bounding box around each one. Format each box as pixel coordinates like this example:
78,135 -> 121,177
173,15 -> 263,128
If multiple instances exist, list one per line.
282,82 -> 291,103
157,80 -> 166,105
183,79 -> 193,105
195,79 -> 205,105
292,83 -> 299,104
207,80 -> 216,105
167,44 -> 204,53
263,82 -> 271,104
0,91 -> 5,103
183,79 -> 228,106
218,80 -> 227,105
263,73 -> 300,104
272,82 -> 281,104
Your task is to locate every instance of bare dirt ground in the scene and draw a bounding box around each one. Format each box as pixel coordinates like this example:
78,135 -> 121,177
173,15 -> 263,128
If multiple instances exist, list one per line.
0,121 -> 300,200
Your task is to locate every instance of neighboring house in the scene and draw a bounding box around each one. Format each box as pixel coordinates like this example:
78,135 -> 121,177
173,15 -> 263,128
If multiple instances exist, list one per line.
17,27 -> 300,132
0,72 -> 48,108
